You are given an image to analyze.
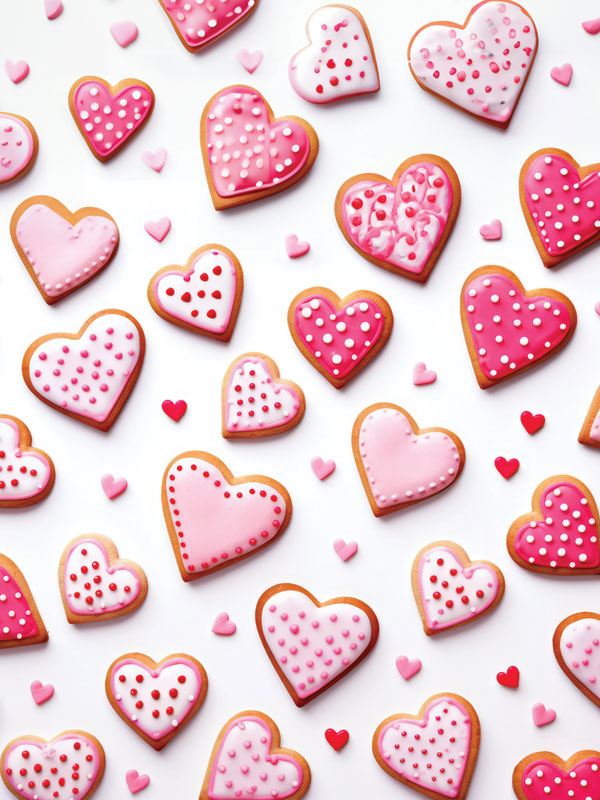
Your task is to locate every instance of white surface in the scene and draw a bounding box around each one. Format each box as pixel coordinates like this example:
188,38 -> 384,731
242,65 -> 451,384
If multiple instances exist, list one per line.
1,1 -> 600,798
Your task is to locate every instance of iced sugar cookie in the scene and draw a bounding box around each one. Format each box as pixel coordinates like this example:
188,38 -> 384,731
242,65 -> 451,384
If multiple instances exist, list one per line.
0,554 -> 48,649
579,384 -> 600,448
513,750 -> 600,799
0,415 -> 54,508
157,0 -> 260,53
0,113 -> 38,184
554,612 -> 600,709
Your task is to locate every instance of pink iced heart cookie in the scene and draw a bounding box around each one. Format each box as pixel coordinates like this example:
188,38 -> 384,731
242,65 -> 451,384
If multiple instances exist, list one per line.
0,555 -> 47,649
336,156 -> 460,281
289,5 -> 379,104
555,613 -> 600,709
162,451 -> 291,580
515,752 -> 600,800
353,403 -> 465,517
201,85 -> 318,210
11,196 -> 119,304
408,1 -> 538,128
256,584 -> 378,706
23,310 -> 145,431
0,416 -> 54,508
520,148 -> 600,267
0,112 -> 38,184
461,266 -> 576,389
222,353 -> 305,438
413,542 -> 504,635
69,77 -> 154,162
288,287 -> 393,388
158,0 -> 260,53
507,476 -> 600,576
373,694 -> 480,800
106,654 -> 207,750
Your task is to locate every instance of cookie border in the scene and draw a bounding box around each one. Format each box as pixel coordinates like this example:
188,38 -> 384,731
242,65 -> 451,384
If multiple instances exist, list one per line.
512,749 -> 600,799
553,611 -> 600,709
0,415 -> 55,508
579,384 -> 600,449
157,0 -> 261,54
0,112 -> 39,184
0,553 -> 48,649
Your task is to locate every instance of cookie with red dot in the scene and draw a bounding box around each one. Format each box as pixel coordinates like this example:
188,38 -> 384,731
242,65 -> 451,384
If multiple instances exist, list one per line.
513,749 -> 600,800
0,554 -> 48,650
0,415 -> 55,508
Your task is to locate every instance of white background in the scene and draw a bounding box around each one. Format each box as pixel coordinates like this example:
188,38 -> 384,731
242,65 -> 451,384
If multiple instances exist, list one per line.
1,0 -> 600,798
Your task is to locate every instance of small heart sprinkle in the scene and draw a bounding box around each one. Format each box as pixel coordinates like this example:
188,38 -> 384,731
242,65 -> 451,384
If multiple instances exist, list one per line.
479,219 -> 502,240
333,539 -> 358,562
583,17 -> 600,34
110,20 -> 139,48
324,728 -> 349,751
496,665 -> 520,688
550,63 -> 573,86
395,655 -> 422,680
520,411 -> 545,435
311,456 -> 335,480
236,48 -> 263,73
285,234 -> 310,258
413,362 -> 437,385
30,680 -> 54,705
212,612 -> 237,636
532,703 -> 556,727
494,457 -> 520,479
44,0 -> 63,19
162,399 -> 187,422
126,770 -> 150,794
142,147 -> 167,173
101,474 -> 128,500
144,217 -> 171,242
4,59 -> 29,84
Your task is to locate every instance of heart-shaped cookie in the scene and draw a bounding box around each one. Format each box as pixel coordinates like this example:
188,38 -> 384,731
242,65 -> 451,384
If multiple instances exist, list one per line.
148,244 -> 243,341
0,416 -> 54,507
288,287 -> 393,388
11,195 -> 119,304
162,451 -> 291,580
289,5 -> 379,103
513,750 -> 600,800
199,711 -> 310,800
256,583 -> 379,707
554,612 -> 600,709
507,476 -> 600,575
408,1 -> 538,128
59,534 -> 147,624
520,148 -> 600,267
106,653 -> 207,750
461,266 -> 576,389
201,85 -> 318,209
579,384 -> 600,449
352,403 -> 465,517
0,554 -> 47,649
373,694 -> 480,800
0,112 -> 38,184
222,353 -> 305,438
22,309 -> 145,431
158,0 -> 260,53
69,77 -> 154,162
412,541 -> 504,635
335,155 -> 460,281
1,731 -> 105,800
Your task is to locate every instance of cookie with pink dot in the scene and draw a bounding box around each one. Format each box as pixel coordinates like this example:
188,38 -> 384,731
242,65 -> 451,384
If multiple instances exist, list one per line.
554,612 -> 600,711
0,112 -> 38,185
513,749 -> 600,800
0,415 -> 55,508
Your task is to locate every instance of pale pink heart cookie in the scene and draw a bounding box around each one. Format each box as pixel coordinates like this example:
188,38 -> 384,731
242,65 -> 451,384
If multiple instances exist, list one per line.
158,0 -> 260,53
0,416 -> 53,507
555,613 -> 600,708
517,755 -> 600,800
408,1 -> 538,128
0,113 -> 38,184
4,59 -> 29,84
30,680 -> 54,705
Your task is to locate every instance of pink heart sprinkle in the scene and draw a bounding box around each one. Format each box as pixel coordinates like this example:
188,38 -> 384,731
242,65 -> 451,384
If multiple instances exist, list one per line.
479,219 -> 502,240
4,59 -> 29,84
532,703 -> 556,727
144,217 -> 171,242
285,234 -> 310,258
413,361 -> 437,385
110,20 -> 139,48
142,147 -> 167,173
595,302 -> 600,317
126,770 -> 150,794
550,63 -> 573,86
583,17 -> 600,34
30,680 -> 54,705
212,612 -> 237,635
395,655 -> 422,680
44,0 -> 63,19
101,473 -> 128,500
236,48 -> 263,73
311,457 -> 336,480
333,539 -> 358,562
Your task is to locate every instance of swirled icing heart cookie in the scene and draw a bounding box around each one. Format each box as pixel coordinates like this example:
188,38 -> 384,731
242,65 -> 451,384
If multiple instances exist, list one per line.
0,416 -> 54,508
507,476 -> 600,576
148,243 -> 243,341
352,403 -> 465,517
11,195 -> 119,304
22,309 -> 145,431
199,711 -> 310,800
335,154 -> 461,281
162,451 -> 291,580
289,5 -> 379,103
579,385 -> 600,449
1,730 -> 105,800
412,541 -> 504,635
408,1 -> 538,128
106,653 -> 207,750
512,750 -> 600,800
520,148 -> 600,267
461,266 -> 576,389
373,693 -> 480,800
0,112 -> 38,184
222,353 -> 305,438
256,583 -> 379,707
201,85 -> 318,209
554,612 -> 600,709
157,0 -> 260,53
0,554 -> 48,649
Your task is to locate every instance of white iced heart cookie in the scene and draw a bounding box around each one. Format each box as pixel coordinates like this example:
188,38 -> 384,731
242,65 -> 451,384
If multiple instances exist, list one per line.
555,613 -> 600,708
0,416 -> 53,507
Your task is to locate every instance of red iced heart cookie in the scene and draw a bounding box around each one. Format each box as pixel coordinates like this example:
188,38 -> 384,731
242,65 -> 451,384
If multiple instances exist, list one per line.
497,665 -> 520,688
0,112 -> 38,184
158,0 -> 260,53
0,554 -> 47,650
521,410 -> 545,434
288,287 -> 393,388
461,266 -> 576,389
507,475 -> 600,575
0,415 -> 55,508
513,750 -> 600,800
69,77 -> 154,162
201,85 -> 318,209
324,729 -> 349,751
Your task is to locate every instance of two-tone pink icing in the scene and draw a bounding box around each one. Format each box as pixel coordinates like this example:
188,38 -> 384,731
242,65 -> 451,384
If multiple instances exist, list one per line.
0,566 -> 39,642
559,617 -> 600,700
0,418 -> 51,503
161,0 -> 257,50
521,757 -> 600,799
340,162 -> 453,274
225,356 -> 301,433
0,113 -> 35,183
589,406 -> 600,442
409,1 -> 537,124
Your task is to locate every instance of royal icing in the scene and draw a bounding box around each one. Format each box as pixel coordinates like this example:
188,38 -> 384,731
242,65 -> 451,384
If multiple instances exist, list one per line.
0,567 -> 38,642
377,698 -> 471,798
340,162 -> 453,274
207,716 -> 303,800
165,455 -> 287,575
409,1 -> 537,124
204,87 -> 310,198
559,617 -> 600,699
463,272 -> 572,382
0,419 -> 51,502
161,0 -> 257,50
260,589 -> 372,701
26,312 -> 142,424
224,357 -> 301,433
417,547 -> 500,630
109,657 -> 202,740
521,757 -> 600,800
514,482 -> 599,570
3,734 -> 101,800
153,249 -> 237,333
523,153 -> 600,258
15,204 -> 118,299
289,5 -> 379,103
0,114 -> 35,183
589,408 -> 600,442
357,407 -> 461,509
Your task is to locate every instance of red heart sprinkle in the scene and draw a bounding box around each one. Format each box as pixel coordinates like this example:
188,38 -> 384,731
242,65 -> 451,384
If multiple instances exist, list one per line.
520,411 -> 545,434
496,665 -> 520,688
324,728 -> 349,751
494,457 -> 520,479
162,399 -> 187,422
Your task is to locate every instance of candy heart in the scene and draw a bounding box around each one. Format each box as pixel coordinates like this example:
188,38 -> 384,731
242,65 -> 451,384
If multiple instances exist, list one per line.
532,703 -> 556,727
212,612 -> 236,636
162,451 -> 291,580
494,456 -> 519,479
285,234 -> 310,258
550,63 -> 573,86
324,728 -> 349,751
4,59 -> 29,83
44,0 -> 64,19
353,403 -> 464,517
161,399 -> 187,422
144,217 -> 171,242
101,474 -> 128,500
0,416 -> 54,507
126,770 -> 150,794
311,456 -> 335,480
236,48 -> 263,73
461,267 -> 576,388
256,584 -> 378,706
408,1 -> 538,127
333,539 -> 358,562
395,655 -> 422,680
555,613 -> 600,708
516,753 -> 600,800
496,665 -> 520,688
0,555 -> 47,648
201,85 -> 317,210
0,112 -> 38,184
479,219 -> 502,240
30,680 -> 54,704
289,5 -> 379,103
520,410 -> 545,434
413,361 -> 437,385
141,147 -> 167,172
110,21 -> 139,48
583,18 -> 600,34
69,77 -> 154,162
158,0 -> 259,53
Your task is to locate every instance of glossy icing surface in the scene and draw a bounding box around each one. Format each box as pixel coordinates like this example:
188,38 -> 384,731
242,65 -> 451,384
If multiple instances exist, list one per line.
0,567 -> 38,642
559,617 -> 600,700
162,0 -> 257,49
0,418 -> 51,502
0,113 -> 35,182
521,757 -> 600,799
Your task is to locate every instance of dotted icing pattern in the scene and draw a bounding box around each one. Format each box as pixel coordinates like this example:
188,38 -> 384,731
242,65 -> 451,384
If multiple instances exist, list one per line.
560,618 -> 600,700
64,540 -> 141,616
521,758 -> 600,799
590,407 -> 600,442
162,0 -> 257,49
225,357 -> 301,433
0,419 -> 51,502
463,273 -> 571,381
0,113 -> 35,183
409,1 -> 537,124
0,567 -> 38,642
377,698 -> 470,798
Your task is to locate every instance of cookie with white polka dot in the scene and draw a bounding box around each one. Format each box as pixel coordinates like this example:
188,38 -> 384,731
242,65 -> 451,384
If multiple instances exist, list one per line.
0,554 -> 48,650
513,749 -> 600,800
157,0 -> 260,54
